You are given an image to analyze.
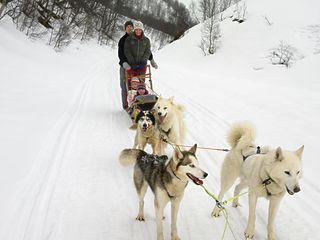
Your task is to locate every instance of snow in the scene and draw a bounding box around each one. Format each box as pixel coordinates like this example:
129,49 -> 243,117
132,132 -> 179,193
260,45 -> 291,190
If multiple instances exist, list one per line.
0,0 -> 320,239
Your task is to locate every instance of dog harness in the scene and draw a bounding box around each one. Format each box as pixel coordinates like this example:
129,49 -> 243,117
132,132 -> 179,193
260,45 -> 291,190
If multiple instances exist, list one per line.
262,177 -> 274,196
242,146 -> 261,161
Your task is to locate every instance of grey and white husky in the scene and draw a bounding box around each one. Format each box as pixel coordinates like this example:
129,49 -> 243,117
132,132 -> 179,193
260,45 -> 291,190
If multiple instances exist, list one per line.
119,144 -> 208,240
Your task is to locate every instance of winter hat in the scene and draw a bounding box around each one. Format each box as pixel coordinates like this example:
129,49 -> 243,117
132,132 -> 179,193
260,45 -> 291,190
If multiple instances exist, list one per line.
133,21 -> 144,31
137,83 -> 146,90
124,20 -> 133,29
131,77 -> 140,86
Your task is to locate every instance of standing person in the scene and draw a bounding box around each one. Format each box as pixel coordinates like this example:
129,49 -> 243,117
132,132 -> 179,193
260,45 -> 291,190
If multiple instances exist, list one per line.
124,21 -> 157,77
118,20 -> 134,110
118,21 -> 158,110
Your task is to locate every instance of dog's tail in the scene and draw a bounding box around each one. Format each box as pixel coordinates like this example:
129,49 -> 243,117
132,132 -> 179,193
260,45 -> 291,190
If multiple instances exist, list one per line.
176,104 -> 185,112
175,104 -> 186,144
227,121 -> 256,149
119,149 -> 144,166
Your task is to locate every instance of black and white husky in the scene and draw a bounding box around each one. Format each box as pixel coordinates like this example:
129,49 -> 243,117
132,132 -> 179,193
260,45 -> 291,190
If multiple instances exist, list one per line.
119,145 -> 208,240
132,110 -> 161,154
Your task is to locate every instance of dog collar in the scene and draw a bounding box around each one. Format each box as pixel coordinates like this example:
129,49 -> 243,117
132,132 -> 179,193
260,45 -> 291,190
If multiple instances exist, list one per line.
169,162 -> 181,181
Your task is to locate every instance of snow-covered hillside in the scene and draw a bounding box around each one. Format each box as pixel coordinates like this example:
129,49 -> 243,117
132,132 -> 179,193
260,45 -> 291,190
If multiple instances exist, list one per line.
0,0 -> 319,239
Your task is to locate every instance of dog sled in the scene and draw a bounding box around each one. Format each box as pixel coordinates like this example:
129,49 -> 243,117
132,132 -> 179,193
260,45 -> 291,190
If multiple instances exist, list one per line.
125,64 -> 158,120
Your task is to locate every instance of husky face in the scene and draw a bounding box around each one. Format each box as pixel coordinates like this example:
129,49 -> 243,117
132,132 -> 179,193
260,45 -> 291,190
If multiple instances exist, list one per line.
136,111 -> 155,132
270,146 -> 304,195
153,97 -> 174,124
173,145 -> 208,183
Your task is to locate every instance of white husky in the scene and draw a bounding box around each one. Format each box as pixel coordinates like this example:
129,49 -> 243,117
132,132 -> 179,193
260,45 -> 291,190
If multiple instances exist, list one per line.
153,96 -> 186,153
212,122 -> 304,240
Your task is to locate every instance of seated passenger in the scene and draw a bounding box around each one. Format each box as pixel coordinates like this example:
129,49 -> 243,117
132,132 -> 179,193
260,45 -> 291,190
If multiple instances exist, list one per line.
133,83 -> 149,103
127,77 -> 140,108
128,83 -> 149,118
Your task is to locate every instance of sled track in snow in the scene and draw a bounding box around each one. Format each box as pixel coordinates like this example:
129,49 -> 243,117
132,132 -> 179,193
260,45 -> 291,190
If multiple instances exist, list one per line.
1,64 -> 99,240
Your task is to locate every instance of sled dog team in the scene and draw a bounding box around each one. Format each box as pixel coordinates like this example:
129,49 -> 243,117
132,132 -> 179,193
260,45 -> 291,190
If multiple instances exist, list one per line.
119,96 -> 304,240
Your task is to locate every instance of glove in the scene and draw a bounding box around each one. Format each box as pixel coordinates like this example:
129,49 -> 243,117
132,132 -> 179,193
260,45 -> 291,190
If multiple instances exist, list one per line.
123,62 -> 131,70
150,59 -> 158,69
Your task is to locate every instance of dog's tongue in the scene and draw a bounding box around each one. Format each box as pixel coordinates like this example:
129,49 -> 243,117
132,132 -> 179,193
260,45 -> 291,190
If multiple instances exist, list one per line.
187,173 -> 203,185
158,115 -> 166,124
286,186 -> 295,195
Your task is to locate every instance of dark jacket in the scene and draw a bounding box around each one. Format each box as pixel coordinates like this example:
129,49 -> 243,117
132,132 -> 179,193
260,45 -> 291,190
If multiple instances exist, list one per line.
124,33 -> 151,68
118,33 -> 129,66
118,33 -> 153,67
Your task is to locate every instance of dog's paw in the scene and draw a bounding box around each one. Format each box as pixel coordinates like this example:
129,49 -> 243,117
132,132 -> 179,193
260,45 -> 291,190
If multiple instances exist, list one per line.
232,200 -> 241,208
171,237 -> 180,240
171,235 -> 180,240
157,234 -> 164,240
244,227 -> 254,239
267,232 -> 276,240
211,206 -> 221,217
135,214 -> 145,221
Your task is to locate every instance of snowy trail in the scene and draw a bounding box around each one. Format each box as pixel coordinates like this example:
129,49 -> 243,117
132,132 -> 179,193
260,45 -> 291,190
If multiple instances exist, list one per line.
156,73 -> 320,240
1,61 -> 107,239
1,53 -> 319,240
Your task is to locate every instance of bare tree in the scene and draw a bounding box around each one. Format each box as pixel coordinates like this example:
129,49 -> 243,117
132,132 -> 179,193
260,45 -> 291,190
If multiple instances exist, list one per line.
263,15 -> 273,26
233,1 -> 247,23
198,0 -> 221,55
269,41 -> 296,67
219,0 -> 232,12
199,0 -> 217,21
200,15 -> 221,55
0,0 -> 8,19
188,1 -> 200,24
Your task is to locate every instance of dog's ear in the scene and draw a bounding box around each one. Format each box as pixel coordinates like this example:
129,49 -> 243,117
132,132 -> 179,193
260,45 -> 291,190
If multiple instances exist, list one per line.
275,147 -> 283,161
149,113 -> 156,125
135,111 -> 145,123
169,96 -> 174,103
189,144 -> 197,154
135,112 -> 140,124
295,145 -> 304,160
173,147 -> 183,161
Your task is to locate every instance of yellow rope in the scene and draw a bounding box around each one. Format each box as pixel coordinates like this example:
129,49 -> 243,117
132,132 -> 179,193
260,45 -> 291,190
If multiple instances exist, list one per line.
200,185 -> 238,240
